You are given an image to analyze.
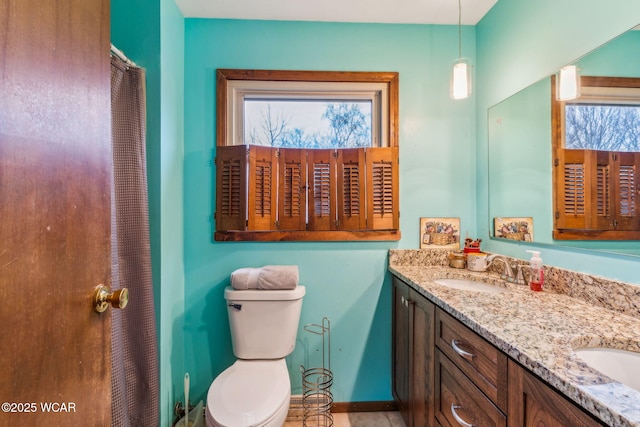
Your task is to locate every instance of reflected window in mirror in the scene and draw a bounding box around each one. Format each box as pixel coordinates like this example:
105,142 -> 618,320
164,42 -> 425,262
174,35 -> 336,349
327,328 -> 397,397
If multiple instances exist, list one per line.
552,76 -> 640,240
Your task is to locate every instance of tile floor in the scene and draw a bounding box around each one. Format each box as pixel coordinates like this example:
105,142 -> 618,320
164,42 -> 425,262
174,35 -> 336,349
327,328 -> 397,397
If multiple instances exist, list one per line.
283,411 -> 406,427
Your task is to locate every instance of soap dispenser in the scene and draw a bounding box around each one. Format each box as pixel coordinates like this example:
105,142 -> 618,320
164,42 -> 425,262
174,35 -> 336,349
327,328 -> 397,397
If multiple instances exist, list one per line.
526,250 -> 544,292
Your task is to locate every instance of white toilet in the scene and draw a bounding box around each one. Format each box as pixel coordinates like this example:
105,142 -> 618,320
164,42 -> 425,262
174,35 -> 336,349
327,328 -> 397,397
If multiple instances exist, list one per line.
206,286 -> 306,427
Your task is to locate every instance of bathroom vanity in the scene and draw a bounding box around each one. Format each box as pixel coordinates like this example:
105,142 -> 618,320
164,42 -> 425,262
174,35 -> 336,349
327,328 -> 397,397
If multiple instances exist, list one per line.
389,250 -> 640,427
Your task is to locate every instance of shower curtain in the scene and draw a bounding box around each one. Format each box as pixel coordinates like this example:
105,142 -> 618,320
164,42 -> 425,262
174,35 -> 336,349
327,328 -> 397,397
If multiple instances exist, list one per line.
110,54 -> 159,427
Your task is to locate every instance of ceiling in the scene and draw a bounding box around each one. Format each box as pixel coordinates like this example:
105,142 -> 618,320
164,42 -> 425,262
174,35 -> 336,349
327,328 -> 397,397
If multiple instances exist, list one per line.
175,0 -> 498,25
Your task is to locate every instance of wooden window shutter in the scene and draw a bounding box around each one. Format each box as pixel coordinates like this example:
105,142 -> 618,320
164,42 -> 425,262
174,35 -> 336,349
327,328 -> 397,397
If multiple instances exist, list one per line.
593,151 -> 612,230
366,147 -> 399,230
596,156 -> 610,218
612,152 -> 640,230
308,149 -> 336,231
556,148 -> 591,230
336,148 -> 366,230
277,148 -> 307,231
216,145 -> 248,231
247,146 -> 277,231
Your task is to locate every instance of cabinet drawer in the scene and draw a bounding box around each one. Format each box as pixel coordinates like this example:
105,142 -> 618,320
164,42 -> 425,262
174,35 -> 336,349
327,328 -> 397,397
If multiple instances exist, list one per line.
436,309 -> 508,411
435,349 -> 506,427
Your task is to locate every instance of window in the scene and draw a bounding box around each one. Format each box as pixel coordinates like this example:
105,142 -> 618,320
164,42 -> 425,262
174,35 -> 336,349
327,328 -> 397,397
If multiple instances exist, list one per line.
214,69 -> 400,242
552,76 -> 640,240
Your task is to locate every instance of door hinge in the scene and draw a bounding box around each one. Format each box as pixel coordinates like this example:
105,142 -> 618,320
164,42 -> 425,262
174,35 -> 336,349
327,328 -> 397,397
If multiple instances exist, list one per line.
555,211 -> 560,219
554,158 -> 559,167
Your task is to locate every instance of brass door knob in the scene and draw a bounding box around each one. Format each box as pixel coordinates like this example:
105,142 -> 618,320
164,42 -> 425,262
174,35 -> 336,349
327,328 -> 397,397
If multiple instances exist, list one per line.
93,285 -> 129,313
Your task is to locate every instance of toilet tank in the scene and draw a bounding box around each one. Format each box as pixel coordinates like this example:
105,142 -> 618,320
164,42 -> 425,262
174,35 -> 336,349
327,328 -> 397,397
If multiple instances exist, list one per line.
224,286 -> 305,359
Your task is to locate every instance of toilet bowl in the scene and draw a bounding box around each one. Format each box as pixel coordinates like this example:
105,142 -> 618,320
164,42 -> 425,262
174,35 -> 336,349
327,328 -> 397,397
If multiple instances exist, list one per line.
206,285 -> 305,427
206,359 -> 290,427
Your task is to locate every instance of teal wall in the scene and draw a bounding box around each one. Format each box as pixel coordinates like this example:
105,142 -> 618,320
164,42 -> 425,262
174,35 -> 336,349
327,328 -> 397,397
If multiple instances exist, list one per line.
111,0 -> 185,426
477,0 -> 640,283
580,30 -> 640,77
487,76 -> 552,241
183,19 -> 477,404
160,0 -> 185,426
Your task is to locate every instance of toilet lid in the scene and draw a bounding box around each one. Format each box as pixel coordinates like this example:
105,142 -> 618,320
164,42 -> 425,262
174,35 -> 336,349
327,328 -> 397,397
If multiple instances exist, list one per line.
207,359 -> 290,427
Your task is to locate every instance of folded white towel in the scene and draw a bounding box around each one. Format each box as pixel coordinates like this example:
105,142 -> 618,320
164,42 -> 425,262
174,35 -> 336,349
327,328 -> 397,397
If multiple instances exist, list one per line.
229,268 -> 261,290
230,265 -> 299,290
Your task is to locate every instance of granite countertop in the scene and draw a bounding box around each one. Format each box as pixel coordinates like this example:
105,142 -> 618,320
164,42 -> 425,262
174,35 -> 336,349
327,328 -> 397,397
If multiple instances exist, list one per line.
389,263 -> 640,427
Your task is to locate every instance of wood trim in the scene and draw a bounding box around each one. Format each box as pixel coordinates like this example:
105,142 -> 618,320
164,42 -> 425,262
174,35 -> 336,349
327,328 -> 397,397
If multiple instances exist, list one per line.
580,76 -> 640,89
331,401 -> 399,413
554,229 -> 640,240
217,69 -> 400,84
214,229 -> 401,242
388,72 -> 400,149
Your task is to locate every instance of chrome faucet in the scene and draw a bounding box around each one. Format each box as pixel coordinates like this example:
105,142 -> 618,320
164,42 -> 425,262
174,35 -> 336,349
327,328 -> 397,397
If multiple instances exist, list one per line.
486,254 -> 525,284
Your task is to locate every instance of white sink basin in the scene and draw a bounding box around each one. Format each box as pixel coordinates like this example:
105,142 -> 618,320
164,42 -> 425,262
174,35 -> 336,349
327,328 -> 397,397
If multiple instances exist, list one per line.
433,278 -> 506,294
574,347 -> 640,392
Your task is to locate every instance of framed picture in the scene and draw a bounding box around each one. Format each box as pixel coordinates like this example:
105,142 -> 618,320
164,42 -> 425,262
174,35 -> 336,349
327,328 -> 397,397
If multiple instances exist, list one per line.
420,217 -> 461,249
493,217 -> 533,241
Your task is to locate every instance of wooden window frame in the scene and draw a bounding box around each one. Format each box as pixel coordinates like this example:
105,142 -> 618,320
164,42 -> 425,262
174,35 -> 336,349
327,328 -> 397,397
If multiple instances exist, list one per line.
214,69 -> 400,242
552,76 -> 640,240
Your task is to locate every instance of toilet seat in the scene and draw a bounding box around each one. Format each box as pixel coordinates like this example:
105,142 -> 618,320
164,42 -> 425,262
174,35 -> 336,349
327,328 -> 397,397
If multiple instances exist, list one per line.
207,359 -> 290,427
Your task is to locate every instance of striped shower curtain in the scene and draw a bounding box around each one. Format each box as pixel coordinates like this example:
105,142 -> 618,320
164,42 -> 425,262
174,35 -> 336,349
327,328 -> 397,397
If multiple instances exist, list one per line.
110,54 -> 159,427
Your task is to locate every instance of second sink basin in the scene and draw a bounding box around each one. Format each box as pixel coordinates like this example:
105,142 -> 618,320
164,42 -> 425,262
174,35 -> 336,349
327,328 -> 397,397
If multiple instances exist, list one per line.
574,347 -> 640,393
433,278 -> 506,294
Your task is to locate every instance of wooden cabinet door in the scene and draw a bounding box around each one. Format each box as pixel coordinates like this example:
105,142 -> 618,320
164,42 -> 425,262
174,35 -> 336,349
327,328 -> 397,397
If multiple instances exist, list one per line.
508,360 -> 603,427
411,288 -> 436,427
392,277 -> 411,425
392,277 -> 437,427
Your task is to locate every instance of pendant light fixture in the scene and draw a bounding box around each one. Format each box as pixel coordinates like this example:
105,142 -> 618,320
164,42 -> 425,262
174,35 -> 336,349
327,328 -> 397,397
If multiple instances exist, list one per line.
556,65 -> 581,101
450,0 -> 471,100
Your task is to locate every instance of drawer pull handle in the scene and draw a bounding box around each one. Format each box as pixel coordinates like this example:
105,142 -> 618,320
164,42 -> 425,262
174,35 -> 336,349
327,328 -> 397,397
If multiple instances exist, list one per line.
451,404 -> 474,427
451,339 -> 474,361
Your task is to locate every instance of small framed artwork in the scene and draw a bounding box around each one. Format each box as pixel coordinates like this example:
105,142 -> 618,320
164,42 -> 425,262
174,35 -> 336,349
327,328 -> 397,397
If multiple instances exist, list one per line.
420,217 -> 461,249
493,217 -> 533,241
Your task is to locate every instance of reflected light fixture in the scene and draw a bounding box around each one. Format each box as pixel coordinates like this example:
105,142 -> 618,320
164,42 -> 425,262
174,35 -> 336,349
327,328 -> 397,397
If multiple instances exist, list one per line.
557,65 -> 581,101
450,0 -> 471,100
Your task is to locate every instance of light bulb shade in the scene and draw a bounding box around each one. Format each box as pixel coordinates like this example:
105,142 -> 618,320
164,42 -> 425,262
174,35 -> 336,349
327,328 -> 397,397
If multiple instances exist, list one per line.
557,65 -> 580,101
451,60 -> 472,100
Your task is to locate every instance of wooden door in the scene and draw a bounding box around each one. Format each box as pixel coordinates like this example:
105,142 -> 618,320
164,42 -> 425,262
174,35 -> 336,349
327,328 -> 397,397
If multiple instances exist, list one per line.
0,0 -> 112,426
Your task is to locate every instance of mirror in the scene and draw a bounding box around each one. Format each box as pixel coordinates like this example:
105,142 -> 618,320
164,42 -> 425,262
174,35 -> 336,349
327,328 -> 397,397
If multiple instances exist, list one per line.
488,26 -> 640,256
